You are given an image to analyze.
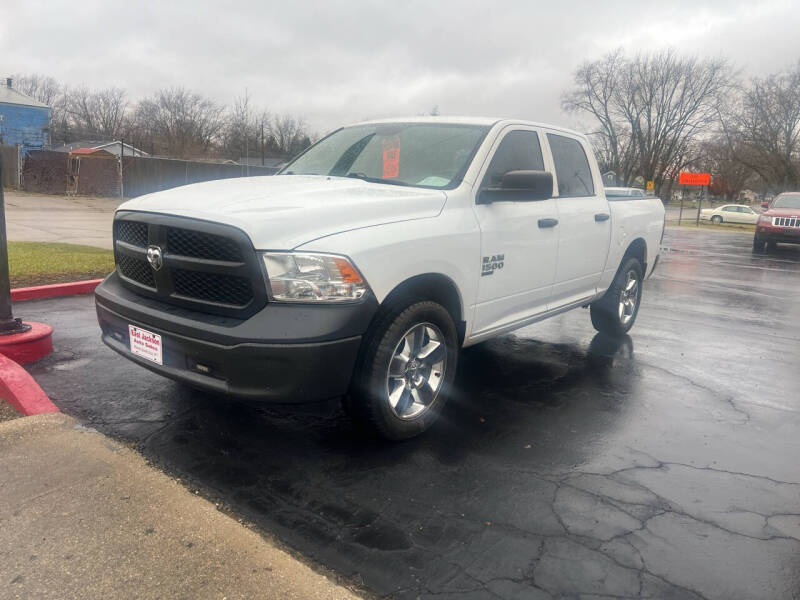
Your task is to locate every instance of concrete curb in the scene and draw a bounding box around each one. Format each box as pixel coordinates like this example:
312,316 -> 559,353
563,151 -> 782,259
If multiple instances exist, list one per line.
0,321 -> 54,364
11,278 -> 103,302
0,413 -> 359,599
0,353 -> 59,415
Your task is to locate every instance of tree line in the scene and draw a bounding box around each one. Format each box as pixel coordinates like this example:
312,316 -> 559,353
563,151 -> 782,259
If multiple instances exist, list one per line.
563,50 -> 800,200
16,53 -> 799,196
12,74 -> 312,162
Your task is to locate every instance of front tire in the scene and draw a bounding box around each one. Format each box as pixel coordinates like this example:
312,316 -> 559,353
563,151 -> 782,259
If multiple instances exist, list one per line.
345,301 -> 458,440
711,215 -> 723,224
753,235 -> 766,252
590,257 -> 643,336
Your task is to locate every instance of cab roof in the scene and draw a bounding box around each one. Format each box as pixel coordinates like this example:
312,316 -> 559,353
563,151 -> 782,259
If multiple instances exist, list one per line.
348,116 -> 586,138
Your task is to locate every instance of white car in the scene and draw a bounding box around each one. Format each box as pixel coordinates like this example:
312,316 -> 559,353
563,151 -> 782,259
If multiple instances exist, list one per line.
605,187 -> 647,198
95,117 -> 665,439
700,204 -> 760,224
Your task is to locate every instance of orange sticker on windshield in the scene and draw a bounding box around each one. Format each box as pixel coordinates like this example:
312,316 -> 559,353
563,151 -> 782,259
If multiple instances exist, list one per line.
382,136 -> 401,179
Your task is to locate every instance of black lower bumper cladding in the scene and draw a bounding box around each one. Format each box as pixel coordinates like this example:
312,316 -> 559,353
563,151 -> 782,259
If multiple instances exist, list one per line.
95,272 -> 378,402
757,231 -> 800,244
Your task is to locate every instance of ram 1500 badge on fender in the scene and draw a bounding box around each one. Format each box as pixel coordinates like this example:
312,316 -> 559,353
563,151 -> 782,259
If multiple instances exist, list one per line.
95,117 -> 665,440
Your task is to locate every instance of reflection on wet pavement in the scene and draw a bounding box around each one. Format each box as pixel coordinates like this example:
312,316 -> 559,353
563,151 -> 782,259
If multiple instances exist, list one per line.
24,228 -> 800,599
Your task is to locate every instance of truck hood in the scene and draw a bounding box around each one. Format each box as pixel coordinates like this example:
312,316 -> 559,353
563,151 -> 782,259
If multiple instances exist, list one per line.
764,207 -> 800,217
117,175 -> 448,249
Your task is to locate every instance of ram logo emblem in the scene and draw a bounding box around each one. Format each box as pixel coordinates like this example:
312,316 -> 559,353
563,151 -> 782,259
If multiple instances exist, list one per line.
146,245 -> 164,271
481,254 -> 504,277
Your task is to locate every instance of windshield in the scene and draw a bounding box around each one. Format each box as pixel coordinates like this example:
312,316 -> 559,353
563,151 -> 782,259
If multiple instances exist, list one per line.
279,123 -> 490,189
772,194 -> 800,209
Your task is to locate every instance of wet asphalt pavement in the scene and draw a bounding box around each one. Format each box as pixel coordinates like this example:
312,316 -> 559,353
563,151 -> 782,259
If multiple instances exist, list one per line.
21,228 -> 800,599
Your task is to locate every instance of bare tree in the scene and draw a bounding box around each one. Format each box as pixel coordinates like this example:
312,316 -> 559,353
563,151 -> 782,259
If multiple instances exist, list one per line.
50,87 -> 71,145
256,109 -> 272,165
223,91 -> 262,162
270,113 -> 310,157
69,86 -> 128,140
10,73 -> 61,107
563,50 -> 732,193
562,50 -> 640,185
10,72 -> 315,160
134,87 -> 225,158
699,138 -> 756,201
721,63 -> 800,191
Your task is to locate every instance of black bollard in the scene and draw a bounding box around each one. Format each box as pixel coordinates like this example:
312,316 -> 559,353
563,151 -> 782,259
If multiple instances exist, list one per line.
0,155 -> 31,335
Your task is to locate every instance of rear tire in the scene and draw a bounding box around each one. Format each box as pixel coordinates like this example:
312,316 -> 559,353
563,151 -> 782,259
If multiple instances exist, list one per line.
345,300 -> 458,440
590,257 -> 643,337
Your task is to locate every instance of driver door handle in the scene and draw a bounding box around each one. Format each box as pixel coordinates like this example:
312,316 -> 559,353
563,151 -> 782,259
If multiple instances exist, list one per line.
538,218 -> 559,228
595,213 -> 610,222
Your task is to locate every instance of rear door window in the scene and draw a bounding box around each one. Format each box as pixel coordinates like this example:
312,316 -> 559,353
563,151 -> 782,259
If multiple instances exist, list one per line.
547,134 -> 595,197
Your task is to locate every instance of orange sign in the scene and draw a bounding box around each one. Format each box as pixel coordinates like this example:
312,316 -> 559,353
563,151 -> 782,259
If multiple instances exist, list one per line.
382,137 -> 401,179
679,172 -> 711,186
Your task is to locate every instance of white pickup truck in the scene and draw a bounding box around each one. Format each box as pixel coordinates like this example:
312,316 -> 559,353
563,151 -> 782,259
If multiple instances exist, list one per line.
95,117 -> 665,439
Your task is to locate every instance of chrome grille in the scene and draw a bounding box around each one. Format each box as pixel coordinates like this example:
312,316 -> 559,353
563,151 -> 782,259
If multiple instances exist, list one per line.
112,213 -> 267,317
773,216 -> 800,227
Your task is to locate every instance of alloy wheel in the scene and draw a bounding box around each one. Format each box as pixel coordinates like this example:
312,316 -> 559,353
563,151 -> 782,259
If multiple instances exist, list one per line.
385,323 -> 446,419
618,270 -> 640,326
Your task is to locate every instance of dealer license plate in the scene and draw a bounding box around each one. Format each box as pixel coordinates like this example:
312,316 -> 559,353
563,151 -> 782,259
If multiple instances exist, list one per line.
128,325 -> 163,365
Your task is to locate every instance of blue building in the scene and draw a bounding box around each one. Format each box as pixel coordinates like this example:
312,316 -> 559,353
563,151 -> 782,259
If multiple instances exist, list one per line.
0,78 -> 51,154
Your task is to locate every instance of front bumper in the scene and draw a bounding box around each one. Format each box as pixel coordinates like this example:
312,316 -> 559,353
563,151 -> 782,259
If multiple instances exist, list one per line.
755,226 -> 800,244
95,272 -> 378,402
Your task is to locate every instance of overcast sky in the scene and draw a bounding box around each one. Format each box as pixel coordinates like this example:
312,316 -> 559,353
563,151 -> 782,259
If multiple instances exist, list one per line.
2,0 -> 799,135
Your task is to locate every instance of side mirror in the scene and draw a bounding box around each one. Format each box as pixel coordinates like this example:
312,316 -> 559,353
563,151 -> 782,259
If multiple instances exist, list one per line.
478,170 -> 553,204
761,202 -> 769,210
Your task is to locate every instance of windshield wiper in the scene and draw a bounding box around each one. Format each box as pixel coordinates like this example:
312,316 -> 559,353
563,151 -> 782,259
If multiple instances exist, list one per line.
344,172 -> 408,187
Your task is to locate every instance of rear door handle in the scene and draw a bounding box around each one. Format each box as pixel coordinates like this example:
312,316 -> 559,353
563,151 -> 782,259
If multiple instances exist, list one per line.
595,213 -> 610,222
538,218 -> 559,228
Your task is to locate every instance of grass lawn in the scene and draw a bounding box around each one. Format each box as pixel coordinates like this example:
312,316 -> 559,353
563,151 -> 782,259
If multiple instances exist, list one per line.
8,241 -> 115,287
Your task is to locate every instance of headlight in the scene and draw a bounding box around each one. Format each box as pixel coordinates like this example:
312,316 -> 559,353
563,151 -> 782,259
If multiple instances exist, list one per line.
758,214 -> 770,224
262,252 -> 369,302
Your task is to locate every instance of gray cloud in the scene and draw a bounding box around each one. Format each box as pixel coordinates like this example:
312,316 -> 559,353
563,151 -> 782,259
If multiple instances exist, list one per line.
2,0 -> 798,135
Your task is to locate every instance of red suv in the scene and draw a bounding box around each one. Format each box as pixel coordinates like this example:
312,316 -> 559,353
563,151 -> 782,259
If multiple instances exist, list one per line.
754,192 -> 800,250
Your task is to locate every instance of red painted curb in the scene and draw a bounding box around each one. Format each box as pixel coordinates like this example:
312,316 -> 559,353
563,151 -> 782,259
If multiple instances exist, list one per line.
0,353 -> 59,416
11,279 -> 103,302
0,322 -> 54,365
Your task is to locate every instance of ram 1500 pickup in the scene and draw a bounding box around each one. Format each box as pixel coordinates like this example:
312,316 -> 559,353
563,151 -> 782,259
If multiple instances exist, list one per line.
95,117 -> 665,439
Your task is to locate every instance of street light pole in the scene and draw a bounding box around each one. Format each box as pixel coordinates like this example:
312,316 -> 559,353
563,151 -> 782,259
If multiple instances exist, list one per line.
0,155 -> 30,335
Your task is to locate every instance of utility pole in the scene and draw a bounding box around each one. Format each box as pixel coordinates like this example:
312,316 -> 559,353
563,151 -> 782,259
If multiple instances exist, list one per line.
0,151 -> 54,364
695,186 -> 703,227
244,87 -> 249,177
0,155 -> 30,334
119,138 -> 124,200
261,119 -> 265,167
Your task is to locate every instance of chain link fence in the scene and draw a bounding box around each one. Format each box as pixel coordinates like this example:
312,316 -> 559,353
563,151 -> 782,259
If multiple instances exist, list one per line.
17,150 -> 279,198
